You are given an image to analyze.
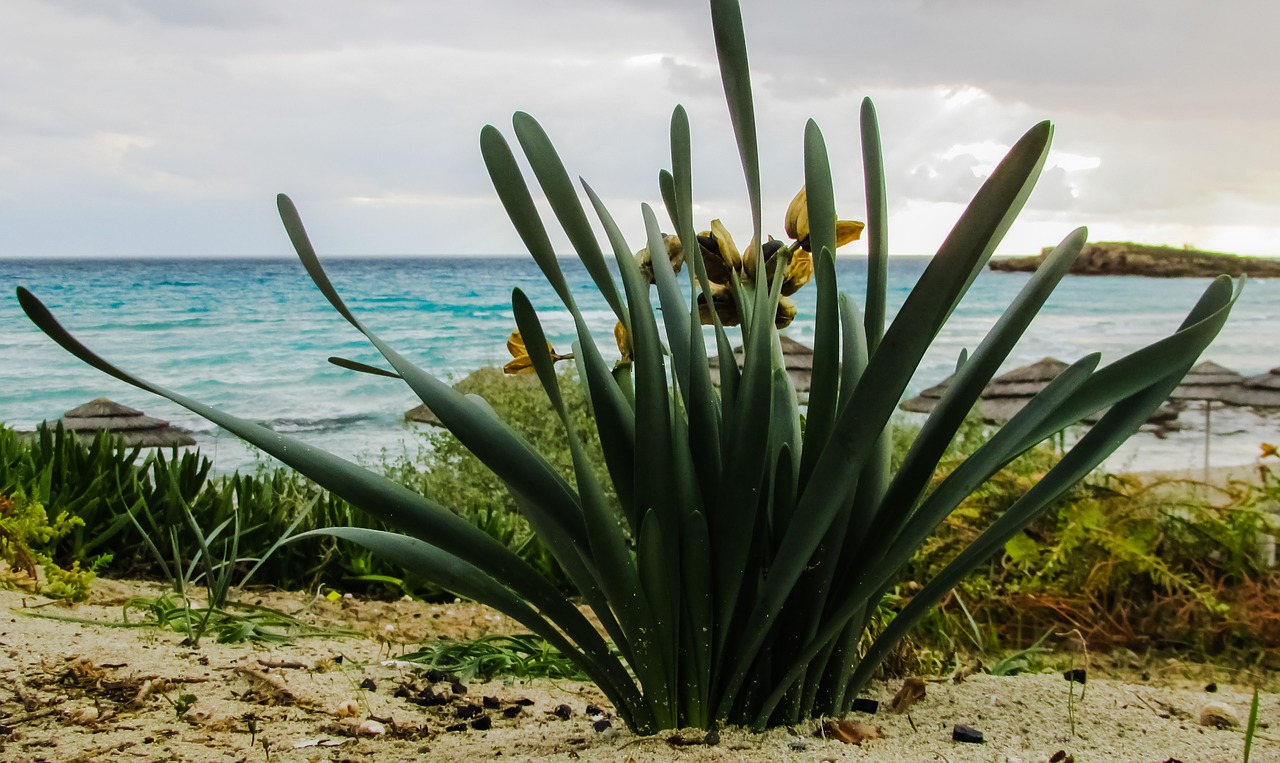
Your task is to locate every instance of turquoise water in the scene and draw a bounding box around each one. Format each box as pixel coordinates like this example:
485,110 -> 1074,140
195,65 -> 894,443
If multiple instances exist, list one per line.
3,256 -> 1277,473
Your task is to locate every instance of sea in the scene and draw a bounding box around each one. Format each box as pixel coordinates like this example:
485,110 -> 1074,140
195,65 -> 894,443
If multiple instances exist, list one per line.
2,256 -> 1277,476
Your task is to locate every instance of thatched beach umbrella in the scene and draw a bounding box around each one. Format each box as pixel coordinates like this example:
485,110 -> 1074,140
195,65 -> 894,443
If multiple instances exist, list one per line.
975,357 -> 1070,423
708,335 -> 814,400
1220,366 -> 1280,409
901,357 -> 1069,423
901,357 -> 1178,428
1169,361 -> 1246,480
54,398 -> 196,447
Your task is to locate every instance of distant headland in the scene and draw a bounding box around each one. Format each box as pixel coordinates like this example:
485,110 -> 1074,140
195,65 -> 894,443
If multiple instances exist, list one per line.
988,241 -> 1280,277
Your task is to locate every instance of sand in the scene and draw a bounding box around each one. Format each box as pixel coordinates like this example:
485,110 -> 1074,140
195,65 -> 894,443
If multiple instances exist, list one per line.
0,579 -> 1275,763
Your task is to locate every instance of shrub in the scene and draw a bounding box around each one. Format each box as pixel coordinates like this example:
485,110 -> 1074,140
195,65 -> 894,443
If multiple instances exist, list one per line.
0,489 -> 102,601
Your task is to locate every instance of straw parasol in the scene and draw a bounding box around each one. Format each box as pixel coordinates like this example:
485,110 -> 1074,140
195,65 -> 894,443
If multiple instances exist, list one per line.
1169,361 -> 1246,480
54,398 -> 196,447
901,358 -> 1069,423
1220,366 -> 1280,409
708,335 -> 814,401
900,357 -> 1178,427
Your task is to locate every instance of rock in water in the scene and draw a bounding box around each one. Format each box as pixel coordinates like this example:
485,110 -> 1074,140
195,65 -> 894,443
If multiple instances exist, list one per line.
988,242 -> 1280,278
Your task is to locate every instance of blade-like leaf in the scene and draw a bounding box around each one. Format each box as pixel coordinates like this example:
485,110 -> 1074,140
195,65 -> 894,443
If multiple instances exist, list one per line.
512,111 -> 628,325
860,98 -> 888,351
277,195 -> 589,548
328,356 -> 401,379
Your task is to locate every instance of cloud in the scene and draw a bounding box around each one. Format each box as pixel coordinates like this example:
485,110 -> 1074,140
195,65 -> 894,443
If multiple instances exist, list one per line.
0,0 -> 1276,258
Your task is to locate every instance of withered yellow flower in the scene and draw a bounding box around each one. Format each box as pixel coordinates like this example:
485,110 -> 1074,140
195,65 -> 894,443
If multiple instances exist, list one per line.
784,187 -> 865,252
774,296 -> 797,329
613,321 -> 633,367
696,285 -> 797,329
503,330 -> 571,375
697,284 -> 741,327
635,234 -> 685,284
629,188 -> 862,334
777,248 -> 812,296
695,219 -> 745,286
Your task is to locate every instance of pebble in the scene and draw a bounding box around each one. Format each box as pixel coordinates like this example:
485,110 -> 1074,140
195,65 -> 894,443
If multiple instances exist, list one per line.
1198,700 -> 1239,728
357,719 -> 385,736
851,697 -> 879,714
952,724 -> 985,743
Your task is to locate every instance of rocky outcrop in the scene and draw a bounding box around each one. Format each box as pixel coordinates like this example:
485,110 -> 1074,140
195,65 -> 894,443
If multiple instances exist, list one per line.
988,242 -> 1280,278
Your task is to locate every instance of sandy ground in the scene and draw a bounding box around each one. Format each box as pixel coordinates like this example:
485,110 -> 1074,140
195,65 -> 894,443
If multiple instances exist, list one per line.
0,579 -> 1275,763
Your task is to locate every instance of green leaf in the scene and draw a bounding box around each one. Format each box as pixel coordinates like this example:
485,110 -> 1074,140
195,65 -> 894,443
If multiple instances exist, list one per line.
479,126 -> 575,308
276,195 -> 589,549
710,0 -> 761,241
869,227 -> 1087,541
16,285 -> 645,726
860,98 -> 888,351
327,356 -> 401,379
729,126 -> 1058,689
512,112 -> 628,326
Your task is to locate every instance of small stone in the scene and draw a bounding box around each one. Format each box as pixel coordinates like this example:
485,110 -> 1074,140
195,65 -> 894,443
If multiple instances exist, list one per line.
703,728 -> 720,745
952,724 -> 984,744
1199,700 -> 1239,729
503,706 -> 524,718
357,719 -> 385,736
1204,683 -> 1218,693
788,740 -> 808,751
424,669 -> 446,683
359,678 -> 377,692
410,688 -> 447,707
451,681 -> 469,695
553,704 -> 573,720
851,697 -> 879,714
1063,669 -> 1087,685
445,722 -> 468,733
454,703 -> 483,720
66,707 -> 99,725
593,719 -> 612,733
585,704 -> 603,716
482,696 -> 501,709
470,716 -> 492,731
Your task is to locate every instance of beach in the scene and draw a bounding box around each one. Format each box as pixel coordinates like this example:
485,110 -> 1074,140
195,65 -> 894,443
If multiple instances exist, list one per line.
1,578 -> 1275,763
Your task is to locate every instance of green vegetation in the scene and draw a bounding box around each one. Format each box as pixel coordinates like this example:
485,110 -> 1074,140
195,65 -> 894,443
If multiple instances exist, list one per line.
382,366 -> 607,592
399,633 -> 590,682
0,488 -> 102,601
11,0 -> 1241,735
0,421 -> 560,600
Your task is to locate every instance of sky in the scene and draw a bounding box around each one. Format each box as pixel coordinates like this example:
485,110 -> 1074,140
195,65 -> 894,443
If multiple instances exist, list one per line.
1,0 -> 1277,259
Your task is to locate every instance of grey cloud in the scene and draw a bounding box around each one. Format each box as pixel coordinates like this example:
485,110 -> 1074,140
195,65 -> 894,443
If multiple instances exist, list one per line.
42,0 -> 279,29
0,0 -> 1276,258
